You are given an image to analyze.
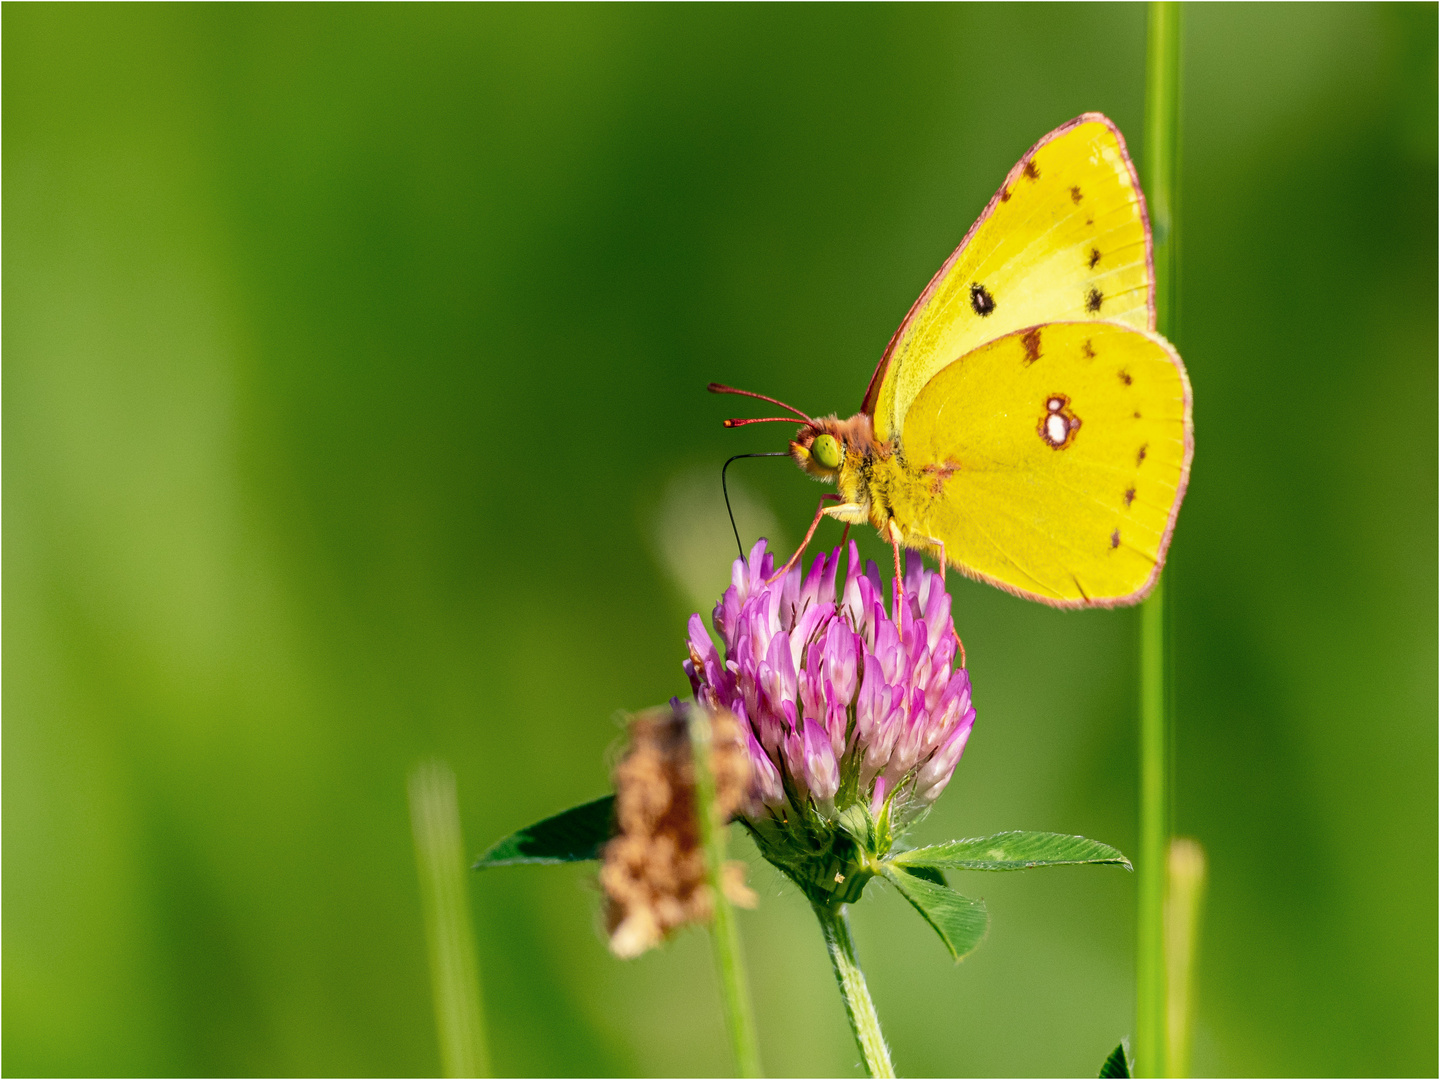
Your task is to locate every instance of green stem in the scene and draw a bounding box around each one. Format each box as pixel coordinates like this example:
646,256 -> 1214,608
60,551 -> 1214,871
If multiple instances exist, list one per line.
409,760 -> 491,1078
1146,1 -> 1183,337
689,710 -> 763,1078
1137,578 -> 1168,1077
812,901 -> 895,1079
1139,4 -> 1181,1077
1164,838 -> 1208,1078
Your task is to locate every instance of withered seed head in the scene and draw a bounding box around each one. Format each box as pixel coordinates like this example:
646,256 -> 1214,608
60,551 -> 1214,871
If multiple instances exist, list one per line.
601,702 -> 756,959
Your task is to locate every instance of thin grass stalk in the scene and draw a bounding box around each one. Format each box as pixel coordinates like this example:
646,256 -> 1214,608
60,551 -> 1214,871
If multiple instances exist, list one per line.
1139,3 -> 1182,1076
688,709 -> 764,1078
409,760 -> 491,1078
1164,838 -> 1208,1076
813,901 -> 895,1079
1138,580 -> 1169,1076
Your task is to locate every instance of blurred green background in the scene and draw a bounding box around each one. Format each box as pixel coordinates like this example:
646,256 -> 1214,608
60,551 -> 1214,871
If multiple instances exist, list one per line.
6,4 -> 1436,1076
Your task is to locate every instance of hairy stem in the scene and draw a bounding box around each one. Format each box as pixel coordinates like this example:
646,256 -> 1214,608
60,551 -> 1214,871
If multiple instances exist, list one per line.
813,901 -> 895,1078
1139,3 -> 1182,1076
689,710 -> 763,1078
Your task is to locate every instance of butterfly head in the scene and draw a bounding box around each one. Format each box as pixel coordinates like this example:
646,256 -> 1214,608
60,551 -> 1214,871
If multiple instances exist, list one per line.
708,383 -> 879,485
790,414 -> 875,481
790,421 -> 844,480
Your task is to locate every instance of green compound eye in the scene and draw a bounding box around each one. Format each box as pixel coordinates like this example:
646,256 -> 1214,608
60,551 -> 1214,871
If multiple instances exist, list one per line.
811,433 -> 843,469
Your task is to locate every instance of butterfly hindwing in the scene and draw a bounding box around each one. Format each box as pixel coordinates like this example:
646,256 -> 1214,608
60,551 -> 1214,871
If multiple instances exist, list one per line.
865,114 -> 1153,443
896,321 -> 1192,606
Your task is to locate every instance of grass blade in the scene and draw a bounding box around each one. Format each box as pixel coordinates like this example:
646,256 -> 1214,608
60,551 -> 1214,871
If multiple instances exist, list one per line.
1139,3 -> 1182,1074
688,708 -> 764,1077
410,760 -> 490,1078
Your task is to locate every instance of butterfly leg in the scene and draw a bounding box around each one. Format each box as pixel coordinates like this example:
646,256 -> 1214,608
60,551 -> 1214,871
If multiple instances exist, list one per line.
913,532 -> 968,668
771,499 -> 869,582
883,519 -> 907,612
769,495 -> 841,583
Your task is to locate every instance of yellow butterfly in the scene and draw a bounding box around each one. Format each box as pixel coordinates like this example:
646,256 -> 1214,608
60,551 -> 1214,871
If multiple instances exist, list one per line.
714,113 -> 1193,609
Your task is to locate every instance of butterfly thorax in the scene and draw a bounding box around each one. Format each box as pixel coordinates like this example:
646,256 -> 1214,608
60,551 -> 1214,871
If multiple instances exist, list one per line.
791,413 -> 935,542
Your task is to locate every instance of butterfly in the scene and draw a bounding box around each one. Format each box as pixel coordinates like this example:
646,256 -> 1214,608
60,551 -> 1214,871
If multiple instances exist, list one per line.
713,112 -> 1193,610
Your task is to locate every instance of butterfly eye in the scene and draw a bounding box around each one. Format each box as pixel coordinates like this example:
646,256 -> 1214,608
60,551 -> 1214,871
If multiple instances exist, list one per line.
812,434 -> 843,469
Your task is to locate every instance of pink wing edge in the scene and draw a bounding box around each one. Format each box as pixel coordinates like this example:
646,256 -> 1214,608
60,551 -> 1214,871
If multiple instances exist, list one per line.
933,320 -> 1193,611
859,112 -> 1157,420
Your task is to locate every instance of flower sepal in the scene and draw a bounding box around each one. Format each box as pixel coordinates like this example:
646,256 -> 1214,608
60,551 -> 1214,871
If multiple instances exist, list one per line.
742,800 -> 880,906
742,795 -> 915,906
836,802 -> 892,861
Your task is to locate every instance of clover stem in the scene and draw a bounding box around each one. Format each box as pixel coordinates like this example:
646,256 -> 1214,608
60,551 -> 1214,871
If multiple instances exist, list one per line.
1139,3 -> 1182,1076
688,709 -> 764,1078
812,901 -> 895,1078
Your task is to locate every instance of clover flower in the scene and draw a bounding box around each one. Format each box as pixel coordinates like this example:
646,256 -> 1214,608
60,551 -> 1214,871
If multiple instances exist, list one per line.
684,540 -> 976,902
481,536 -> 1129,1077
481,534 -> 1130,1080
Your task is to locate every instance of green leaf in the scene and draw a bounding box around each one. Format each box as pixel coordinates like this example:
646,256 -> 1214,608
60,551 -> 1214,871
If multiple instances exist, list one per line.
891,830 -> 1132,872
881,864 -> 988,961
901,864 -> 947,887
1099,1040 -> 1133,1078
473,795 -> 614,868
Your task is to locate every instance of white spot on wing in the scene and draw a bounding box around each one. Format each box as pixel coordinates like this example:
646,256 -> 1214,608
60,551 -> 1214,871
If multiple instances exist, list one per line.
1046,414 -> 1068,444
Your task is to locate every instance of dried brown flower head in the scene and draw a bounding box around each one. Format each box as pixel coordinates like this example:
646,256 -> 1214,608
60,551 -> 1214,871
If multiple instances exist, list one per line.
601,701 -> 756,959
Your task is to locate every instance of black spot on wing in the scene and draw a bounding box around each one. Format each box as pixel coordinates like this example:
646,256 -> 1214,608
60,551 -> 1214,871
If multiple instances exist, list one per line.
1124,487 -> 1136,507
1137,443 -> 1148,465
1088,248 -> 1101,269
1110,529 -> 1121,549
1119,369 -> 1132,385
1070,185 -> 1083,203
969,282 -> 996,316
1082,338 -> 1096,359
1085,287 -> 1104,313
1023,159 -> 1040,180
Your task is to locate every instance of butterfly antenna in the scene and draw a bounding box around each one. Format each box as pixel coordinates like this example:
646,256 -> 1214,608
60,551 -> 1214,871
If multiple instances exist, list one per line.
708,382 -> 815,425
722,453 -> 790,560
722,416 -> 805,428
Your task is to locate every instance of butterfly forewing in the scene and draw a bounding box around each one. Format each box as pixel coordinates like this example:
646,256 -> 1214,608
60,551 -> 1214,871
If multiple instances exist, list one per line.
866,114 -> 1153,443
898,322 -> 1191,606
